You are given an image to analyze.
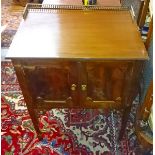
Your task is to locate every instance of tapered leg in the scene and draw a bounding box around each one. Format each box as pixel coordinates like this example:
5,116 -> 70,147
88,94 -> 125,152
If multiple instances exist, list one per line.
29,109 -> 43,141
13,61 -> 43,141
119,62 -> 143,140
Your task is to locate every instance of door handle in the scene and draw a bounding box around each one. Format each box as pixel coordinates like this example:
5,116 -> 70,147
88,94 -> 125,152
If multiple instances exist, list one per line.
71,84 -> 77,91
81,84 -> 87,91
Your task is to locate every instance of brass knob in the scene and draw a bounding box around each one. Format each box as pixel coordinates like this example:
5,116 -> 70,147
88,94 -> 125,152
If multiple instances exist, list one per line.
144,107 -> 150,113
71,84 -> 76,91
81,84 -> 87,91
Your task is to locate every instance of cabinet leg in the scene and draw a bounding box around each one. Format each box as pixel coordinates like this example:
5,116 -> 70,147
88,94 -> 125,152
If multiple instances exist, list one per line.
32,116 -> 43,141
29,109 -> 43,141
38,132 -> 43,141
119,62 -> 143,140
13,63 -> 43,141
118,106 -> 132,140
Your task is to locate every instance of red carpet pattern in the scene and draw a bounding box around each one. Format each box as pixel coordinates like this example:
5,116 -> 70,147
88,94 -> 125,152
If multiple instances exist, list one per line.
1,61 -> 143,154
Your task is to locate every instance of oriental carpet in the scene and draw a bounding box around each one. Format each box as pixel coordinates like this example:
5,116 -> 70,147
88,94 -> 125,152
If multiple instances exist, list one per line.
1,0 -> 23,48
1,61 -> 144,155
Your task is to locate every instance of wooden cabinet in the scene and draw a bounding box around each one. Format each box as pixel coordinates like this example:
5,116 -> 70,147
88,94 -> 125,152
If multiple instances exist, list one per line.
7,4 -> 148,140
12,59 -> 144,140
15,60 -> 130,109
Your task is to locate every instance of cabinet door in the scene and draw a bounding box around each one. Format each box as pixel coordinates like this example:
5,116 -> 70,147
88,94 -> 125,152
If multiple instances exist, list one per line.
83,62 -> 128,109
22,60 -> 78,108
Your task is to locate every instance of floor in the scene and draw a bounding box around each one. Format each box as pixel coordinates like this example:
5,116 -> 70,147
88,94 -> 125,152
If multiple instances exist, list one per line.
1,0 -> 24,60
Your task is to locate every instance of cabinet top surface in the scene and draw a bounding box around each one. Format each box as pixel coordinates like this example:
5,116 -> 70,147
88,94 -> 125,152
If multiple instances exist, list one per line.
6,5 -> 148,60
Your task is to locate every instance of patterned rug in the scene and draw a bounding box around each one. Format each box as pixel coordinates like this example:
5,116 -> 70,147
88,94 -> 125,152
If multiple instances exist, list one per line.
1,0 -> 24,48
1,61 -> 146,155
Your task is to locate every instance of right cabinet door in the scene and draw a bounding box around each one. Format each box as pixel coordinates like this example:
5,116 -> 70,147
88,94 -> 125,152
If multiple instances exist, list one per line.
84,61 -> 128,108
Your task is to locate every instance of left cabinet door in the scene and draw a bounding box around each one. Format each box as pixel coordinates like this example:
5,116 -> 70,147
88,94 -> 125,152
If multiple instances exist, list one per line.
21,60 -> 78,108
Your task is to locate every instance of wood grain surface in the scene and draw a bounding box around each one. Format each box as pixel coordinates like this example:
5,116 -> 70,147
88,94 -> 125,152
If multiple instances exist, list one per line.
7,8 -> 148,60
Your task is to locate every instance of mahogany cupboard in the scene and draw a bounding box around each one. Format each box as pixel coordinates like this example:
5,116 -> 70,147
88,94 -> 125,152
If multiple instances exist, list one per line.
6,4 -> 148,140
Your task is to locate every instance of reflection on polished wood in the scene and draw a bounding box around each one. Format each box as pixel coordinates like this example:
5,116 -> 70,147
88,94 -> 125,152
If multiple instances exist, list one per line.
6,5 -> 148,140
7,6 -> 148,59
